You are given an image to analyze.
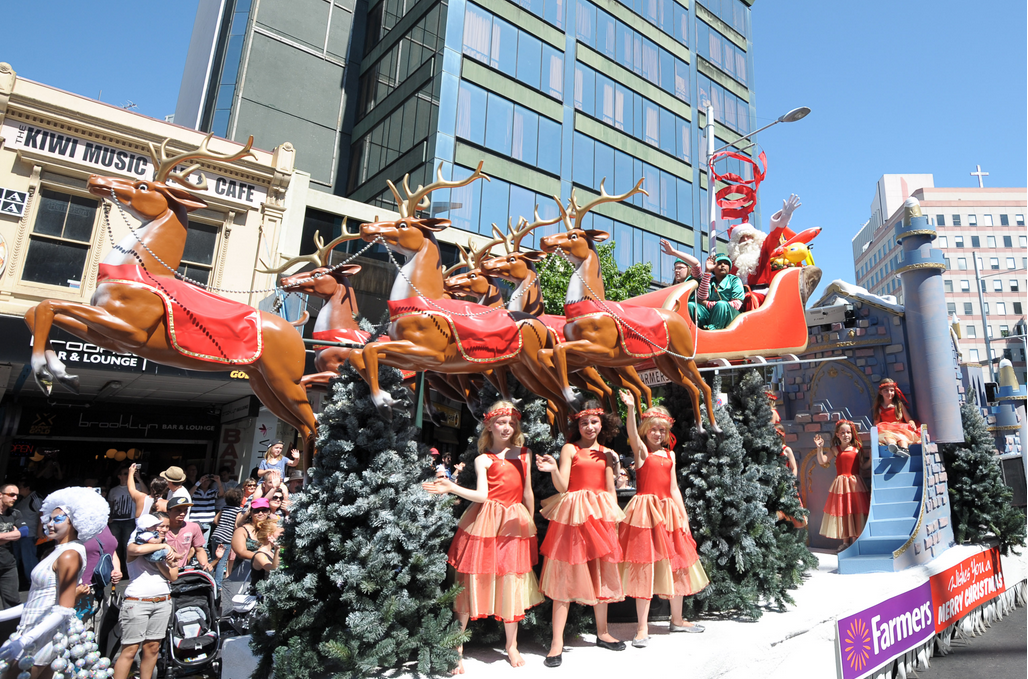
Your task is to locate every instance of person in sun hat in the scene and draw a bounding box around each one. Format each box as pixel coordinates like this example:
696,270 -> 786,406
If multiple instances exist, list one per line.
160,466 -> 192,521
686,252 -> 745,330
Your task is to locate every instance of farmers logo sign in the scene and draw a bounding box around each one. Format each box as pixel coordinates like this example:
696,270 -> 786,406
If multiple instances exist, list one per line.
836,582 -> 934,679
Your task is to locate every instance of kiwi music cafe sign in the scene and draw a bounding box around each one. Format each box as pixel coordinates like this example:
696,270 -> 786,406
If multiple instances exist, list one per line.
2,121 -> 267,207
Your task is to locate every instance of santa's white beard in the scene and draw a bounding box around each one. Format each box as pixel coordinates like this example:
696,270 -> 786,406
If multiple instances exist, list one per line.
729,237 -> 763,282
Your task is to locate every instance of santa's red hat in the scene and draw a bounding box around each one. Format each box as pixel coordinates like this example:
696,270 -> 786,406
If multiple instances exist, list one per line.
728,222 -> 761,243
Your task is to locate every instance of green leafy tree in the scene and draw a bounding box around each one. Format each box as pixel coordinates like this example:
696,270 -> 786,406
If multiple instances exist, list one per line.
251,364 -> 463,678
939,402 -> 1026,553
538,241 -> 654,314
729,370 -> 817,603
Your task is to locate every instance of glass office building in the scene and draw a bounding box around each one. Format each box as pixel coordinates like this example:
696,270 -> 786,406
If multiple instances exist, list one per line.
178,0 -> 757,283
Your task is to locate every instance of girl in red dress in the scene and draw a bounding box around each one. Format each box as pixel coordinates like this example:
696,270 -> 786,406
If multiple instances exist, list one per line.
872,378 -> 920,454
775,425 -> 807,529
618,391 -> 708,647
536,400 -> 626,667
422,401 -> 543,673
815,420 -> 871,547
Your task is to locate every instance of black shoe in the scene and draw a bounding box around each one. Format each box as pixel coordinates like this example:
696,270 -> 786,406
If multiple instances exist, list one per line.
544,654 -> 563,668
596,638 -> 627,651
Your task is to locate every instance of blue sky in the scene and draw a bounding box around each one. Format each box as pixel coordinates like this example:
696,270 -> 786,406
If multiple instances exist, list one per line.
3,0 -> 1025,293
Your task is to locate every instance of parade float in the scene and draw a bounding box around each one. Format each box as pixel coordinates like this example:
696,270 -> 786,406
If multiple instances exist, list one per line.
21,134 -> 1024,679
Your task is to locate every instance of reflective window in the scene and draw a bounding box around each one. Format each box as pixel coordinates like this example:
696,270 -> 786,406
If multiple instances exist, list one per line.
697,0 -> 748,36
578,1 -> 689,102
349,85 -> 437,192
697,74 -> 749,135
22,187 -> 98,288
575,62 -> 690,163
464,5 -> 564,98
456,81 -> 487,145
695,20 -> 747,85
572,133 -> 692,226
485,93 -> 515,155
358,5 -> 444,118
457,86 -> 561,175
538,118 -> 562,175
512,106 -> 539,166
987,235 -> 996,248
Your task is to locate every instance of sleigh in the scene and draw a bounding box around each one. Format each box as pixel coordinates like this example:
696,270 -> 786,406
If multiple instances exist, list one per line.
625,266 -> 819,366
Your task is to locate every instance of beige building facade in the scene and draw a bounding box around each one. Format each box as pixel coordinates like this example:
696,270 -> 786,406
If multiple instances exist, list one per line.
0,61 -> 305,481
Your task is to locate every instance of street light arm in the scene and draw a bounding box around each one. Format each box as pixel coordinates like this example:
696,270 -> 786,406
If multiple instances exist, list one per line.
710,106 -> 810,156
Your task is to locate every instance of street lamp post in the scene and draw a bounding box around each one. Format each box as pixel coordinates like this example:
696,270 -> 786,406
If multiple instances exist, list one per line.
971,253 -> 1028,381
703,105 -> 810,255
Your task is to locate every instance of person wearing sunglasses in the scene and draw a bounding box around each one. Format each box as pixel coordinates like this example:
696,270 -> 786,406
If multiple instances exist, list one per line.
268,491 -> 288,521
0,483 -> 28,612
221,498 -> 272,616
0,487 -> 111,672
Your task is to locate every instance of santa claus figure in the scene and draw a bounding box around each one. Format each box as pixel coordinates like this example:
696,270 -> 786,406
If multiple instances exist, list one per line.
727,194 -> 801,310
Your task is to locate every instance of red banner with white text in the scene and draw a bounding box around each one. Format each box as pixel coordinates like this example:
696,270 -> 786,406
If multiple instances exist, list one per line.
930,547 -> 1005,632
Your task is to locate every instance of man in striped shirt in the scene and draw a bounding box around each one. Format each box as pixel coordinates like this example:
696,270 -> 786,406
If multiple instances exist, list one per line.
189,473 -> 223,544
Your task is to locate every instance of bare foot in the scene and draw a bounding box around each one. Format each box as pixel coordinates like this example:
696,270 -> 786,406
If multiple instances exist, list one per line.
671,619 -> 698,627
547,642 -> 564,657
634,630 -> 648,642
506,645 -> 525,668
597,633 -> 619,643
450,647 -> 465,675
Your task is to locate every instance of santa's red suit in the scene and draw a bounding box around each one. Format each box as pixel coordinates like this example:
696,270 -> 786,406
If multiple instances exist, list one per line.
727,196 -> 800,310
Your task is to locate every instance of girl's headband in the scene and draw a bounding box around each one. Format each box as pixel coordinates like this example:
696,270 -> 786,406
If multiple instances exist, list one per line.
641,411 -> 674,426
484,406 -> 521,423
878,379 -> 910,407
571,408 -> 605,421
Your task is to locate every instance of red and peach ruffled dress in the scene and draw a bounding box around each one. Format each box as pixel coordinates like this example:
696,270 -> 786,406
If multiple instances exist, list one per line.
618,450 -> 708,600
539,445 -> 625,605
446,449 -> 544,622
819,445 -> 870,540
875,405 -> 921,447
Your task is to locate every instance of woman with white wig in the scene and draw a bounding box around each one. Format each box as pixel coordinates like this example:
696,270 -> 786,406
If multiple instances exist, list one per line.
0,487 -> 112,678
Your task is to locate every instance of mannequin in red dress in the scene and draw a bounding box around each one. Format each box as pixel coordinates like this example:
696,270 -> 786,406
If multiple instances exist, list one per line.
618,391 -> 708,647
815,421 -> 871,548
536,401 -> 625,667
422,401 -> 543,673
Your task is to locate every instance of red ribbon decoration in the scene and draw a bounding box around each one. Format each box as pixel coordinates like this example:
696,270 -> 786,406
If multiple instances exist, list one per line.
709,149 -> 767,220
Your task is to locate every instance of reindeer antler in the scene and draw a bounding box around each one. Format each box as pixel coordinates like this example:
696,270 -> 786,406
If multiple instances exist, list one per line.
258,219 -> 361,274
510,205 -> 562,251
567,179 -> 647,231
473,230 -> 506,270
149,133 -> 257,190
385,161 -> 490,218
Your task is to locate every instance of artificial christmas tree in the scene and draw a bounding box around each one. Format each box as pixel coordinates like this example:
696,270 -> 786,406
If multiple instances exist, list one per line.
251,363 -> 463,678
940,402 -> 1026,553
729,370 -> 817,607
671,373 -> 814,620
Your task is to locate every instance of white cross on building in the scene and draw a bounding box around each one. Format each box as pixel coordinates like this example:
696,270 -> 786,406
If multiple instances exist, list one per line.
970,164 -> 989,188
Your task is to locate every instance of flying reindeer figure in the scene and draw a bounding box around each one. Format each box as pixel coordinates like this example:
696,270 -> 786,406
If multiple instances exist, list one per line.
346,162 -> 567,419
479,212 -> 642,415
267,225 -> 364,389
538,180 -> 721,433
23,133 -> 319,468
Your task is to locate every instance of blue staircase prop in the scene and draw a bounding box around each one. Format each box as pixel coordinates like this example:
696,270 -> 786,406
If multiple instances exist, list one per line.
837,427 -> 954,574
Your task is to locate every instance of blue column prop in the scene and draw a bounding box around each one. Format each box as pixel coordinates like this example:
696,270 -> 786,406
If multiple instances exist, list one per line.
894,198 -> 963,443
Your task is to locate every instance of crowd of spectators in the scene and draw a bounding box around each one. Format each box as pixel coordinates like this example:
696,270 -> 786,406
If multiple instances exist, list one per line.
0,442 -> 301,667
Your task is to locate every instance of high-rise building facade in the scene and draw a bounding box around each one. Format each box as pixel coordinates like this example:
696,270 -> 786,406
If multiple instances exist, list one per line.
177,0 -> 759,285
851,175 -> 1027,385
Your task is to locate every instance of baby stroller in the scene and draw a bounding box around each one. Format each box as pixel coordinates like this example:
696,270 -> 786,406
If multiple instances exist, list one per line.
156,568 -> 222,678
